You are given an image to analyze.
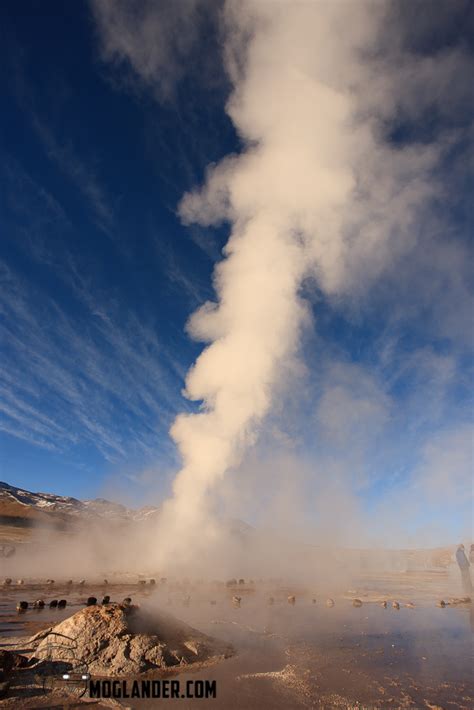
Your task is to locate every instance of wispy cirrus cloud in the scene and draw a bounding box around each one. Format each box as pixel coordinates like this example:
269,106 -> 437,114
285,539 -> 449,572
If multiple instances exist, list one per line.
30,114 -> 115,236
6,43 -> 116,239
0,259 -> 187,464
90,0 -> 218,102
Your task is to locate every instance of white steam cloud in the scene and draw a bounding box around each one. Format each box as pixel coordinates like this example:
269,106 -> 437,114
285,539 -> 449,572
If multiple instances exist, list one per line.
154,1 -> 445,565
91,0 -> 473,566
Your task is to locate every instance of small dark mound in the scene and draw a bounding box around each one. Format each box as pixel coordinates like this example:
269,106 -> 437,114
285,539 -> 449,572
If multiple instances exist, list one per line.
0,650 -> 28,673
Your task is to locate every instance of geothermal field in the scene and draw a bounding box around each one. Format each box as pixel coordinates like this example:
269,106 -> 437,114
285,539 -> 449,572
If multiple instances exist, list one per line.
1,0 -> 473,708
0,568 -> 473,708
1,487 -> 473,708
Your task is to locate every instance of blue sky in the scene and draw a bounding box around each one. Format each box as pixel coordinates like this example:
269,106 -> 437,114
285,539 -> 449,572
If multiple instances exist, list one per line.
0,1 -> 472,543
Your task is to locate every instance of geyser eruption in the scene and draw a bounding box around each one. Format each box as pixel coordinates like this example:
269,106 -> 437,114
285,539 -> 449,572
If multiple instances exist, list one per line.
148,1 -> 448,563
154,1 -> 439,567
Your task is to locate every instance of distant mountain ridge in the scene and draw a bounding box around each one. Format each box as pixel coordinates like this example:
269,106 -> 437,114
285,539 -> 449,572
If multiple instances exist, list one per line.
0,480 -> 160,525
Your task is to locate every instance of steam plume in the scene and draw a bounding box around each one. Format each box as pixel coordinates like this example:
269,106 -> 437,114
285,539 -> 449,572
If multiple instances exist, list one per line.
154,1 -> 442,565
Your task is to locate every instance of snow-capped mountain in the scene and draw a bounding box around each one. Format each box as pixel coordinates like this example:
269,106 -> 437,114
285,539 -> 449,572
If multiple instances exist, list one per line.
0,481 -> 160,525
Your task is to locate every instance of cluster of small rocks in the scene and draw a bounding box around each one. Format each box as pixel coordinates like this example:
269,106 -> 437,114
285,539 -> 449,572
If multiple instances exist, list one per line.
2,576 -> 157,587
16,599 -> 68,612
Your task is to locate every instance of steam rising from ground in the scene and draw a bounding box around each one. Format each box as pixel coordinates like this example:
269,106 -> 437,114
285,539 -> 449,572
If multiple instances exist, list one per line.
89,1 -> 474,574
153,2 -> 448,567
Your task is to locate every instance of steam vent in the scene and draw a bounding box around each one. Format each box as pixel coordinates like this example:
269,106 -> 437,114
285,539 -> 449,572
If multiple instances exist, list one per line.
32,603 -> 233,676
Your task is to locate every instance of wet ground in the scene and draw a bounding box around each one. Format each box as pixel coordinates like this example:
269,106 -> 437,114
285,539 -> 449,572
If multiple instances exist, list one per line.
1,574 -> 473,708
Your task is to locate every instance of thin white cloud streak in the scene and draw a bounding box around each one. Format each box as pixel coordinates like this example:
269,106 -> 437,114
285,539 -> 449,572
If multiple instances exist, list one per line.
90,0 -> 210,101
8,49 -> 116,239
0,260 -> 185,464
0,397 -> 77,444
31,115 -> 115,236
0,422 -> 60,453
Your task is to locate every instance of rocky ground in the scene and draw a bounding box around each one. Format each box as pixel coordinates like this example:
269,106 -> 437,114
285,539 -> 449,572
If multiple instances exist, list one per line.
0,571 -> 472,708
0,597 -> 233,708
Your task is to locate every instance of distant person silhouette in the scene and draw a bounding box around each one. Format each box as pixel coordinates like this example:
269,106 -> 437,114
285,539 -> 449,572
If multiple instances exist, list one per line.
456,544 -> 472,595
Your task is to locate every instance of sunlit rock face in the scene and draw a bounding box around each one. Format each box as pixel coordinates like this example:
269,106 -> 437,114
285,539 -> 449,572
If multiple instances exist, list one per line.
33,603 -> 233,676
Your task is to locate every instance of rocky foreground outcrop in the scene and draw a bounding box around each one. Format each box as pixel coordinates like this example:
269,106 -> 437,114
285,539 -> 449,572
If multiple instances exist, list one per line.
32,603 -> 233,676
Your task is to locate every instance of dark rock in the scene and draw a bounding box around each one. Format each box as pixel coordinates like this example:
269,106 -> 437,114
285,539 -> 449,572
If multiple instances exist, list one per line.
57,599 -> 67,608
16,601 -> 28,612
33,599 -> 45,609
86,597 -> 97,606
49,600 -> 58,608
0,650 -> 29,673
102,595 -> 110,605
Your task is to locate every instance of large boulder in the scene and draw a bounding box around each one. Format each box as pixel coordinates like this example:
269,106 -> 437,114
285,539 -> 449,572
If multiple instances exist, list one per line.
33,603 -> 232,676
